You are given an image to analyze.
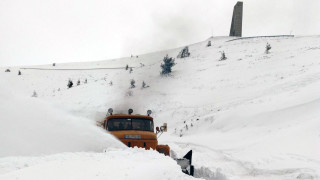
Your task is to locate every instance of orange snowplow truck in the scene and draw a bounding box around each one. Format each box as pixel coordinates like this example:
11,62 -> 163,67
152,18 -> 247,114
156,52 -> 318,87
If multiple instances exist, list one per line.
103,108 -> 194,176
103,109 -> 170,155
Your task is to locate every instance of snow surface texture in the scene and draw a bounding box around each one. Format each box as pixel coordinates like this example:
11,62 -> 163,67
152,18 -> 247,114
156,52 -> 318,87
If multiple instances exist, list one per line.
1,35 -> 320,179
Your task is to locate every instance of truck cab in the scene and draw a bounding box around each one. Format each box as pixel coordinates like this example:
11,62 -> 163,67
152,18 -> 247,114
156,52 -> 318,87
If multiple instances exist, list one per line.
103,109 -> 170,155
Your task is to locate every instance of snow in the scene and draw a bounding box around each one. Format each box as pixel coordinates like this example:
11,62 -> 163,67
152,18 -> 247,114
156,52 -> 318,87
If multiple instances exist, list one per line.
0,83 -> 125,157
0,148 -> 195,180
1,35 -> 320,179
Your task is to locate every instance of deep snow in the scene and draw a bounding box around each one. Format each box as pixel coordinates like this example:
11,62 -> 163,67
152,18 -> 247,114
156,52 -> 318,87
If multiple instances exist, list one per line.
1,35 -> 320,179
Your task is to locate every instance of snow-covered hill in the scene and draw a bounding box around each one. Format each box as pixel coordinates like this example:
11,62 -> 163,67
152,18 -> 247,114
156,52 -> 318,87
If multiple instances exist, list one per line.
1,35 -> 320,180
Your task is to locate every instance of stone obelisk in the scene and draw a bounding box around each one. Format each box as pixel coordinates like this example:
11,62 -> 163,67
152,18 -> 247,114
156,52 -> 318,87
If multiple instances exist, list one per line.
229,1 -> 243,37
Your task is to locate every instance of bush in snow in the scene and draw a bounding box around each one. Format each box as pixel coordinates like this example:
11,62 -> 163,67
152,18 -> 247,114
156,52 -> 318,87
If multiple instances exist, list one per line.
129,67 -> 133,73
126,90 -> 133,96
77,80 -> 80,86
142,81 -> 149,88
207,41 -> 211,47
67,80 -> 73,88
160,55 -> 176,75
265,43 -> 271,54
31,91 -> 38,97
18,70 -> 21,75
84,79 -> 87,84
109,81 -> 113,86
177,46 -> 190,58
220,51 -> 227,61
53,63 -> 56,66
130,79 -> 135,88
5,69 -> 10,72
125,64 -> 129,70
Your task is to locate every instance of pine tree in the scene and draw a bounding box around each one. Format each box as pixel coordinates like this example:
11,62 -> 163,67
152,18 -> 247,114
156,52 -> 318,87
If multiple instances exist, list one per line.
207,41 -> 211,47
67,80 -> 73,88
177,46 -> 190,58
220,51 -> 227,61
265,43 -> 271,54
31,91 -> 38,97
160,55 -> 176,75
142,81 -> 148,88
130,79 -> 135,88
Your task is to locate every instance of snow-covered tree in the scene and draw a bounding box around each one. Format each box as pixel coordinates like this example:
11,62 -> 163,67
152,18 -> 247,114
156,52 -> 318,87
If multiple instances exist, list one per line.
31,91 -> 38,97
207,41 -> 211,47
18,70 -> 21,75
265,43 -> 271,54
130,79 -> 135,88
142,81 -> 149,88
77,80 -> 80,86
220,51 -> 227,61
160,55 -> 176,75
177,46 -> 190,58
125,64 -> 129,70
67,80 -> 73,88
5,69 -> 10,72
126,90 -> 133,96
129,67 -> 133,73
53,63 -> 56,66
109,81 -> 113,86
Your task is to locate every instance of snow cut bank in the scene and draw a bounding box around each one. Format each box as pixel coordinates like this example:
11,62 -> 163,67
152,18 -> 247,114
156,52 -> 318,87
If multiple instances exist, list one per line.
0,82 -> 125,157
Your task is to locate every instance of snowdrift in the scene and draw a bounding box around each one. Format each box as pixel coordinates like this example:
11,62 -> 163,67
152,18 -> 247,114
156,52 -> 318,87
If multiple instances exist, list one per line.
0,81 -> 124,157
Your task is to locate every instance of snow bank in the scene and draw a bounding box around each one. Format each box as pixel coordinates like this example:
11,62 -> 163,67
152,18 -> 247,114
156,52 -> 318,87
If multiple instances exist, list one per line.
0,83 -> 124,157
0,148 -> 196,180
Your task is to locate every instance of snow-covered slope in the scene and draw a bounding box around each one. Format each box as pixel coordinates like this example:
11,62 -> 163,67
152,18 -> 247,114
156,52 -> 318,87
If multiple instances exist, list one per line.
1,35 -> 320,180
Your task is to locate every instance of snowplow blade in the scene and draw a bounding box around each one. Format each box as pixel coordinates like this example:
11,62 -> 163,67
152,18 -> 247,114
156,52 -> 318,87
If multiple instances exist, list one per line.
175,150 -> 194,176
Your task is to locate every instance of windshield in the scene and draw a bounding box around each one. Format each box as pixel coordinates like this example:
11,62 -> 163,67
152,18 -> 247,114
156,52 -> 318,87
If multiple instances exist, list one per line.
107,118 -> 154,132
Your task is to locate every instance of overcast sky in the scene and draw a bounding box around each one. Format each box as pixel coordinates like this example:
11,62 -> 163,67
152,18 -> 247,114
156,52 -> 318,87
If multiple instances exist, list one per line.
0,0 -> 319,66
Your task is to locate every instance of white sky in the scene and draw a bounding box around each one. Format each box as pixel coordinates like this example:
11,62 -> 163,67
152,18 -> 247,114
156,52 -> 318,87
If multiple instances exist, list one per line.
0,0 -> 319,66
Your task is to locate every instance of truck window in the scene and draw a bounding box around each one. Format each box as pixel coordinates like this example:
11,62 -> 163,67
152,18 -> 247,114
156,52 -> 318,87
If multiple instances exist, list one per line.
107,118 -> 154,132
